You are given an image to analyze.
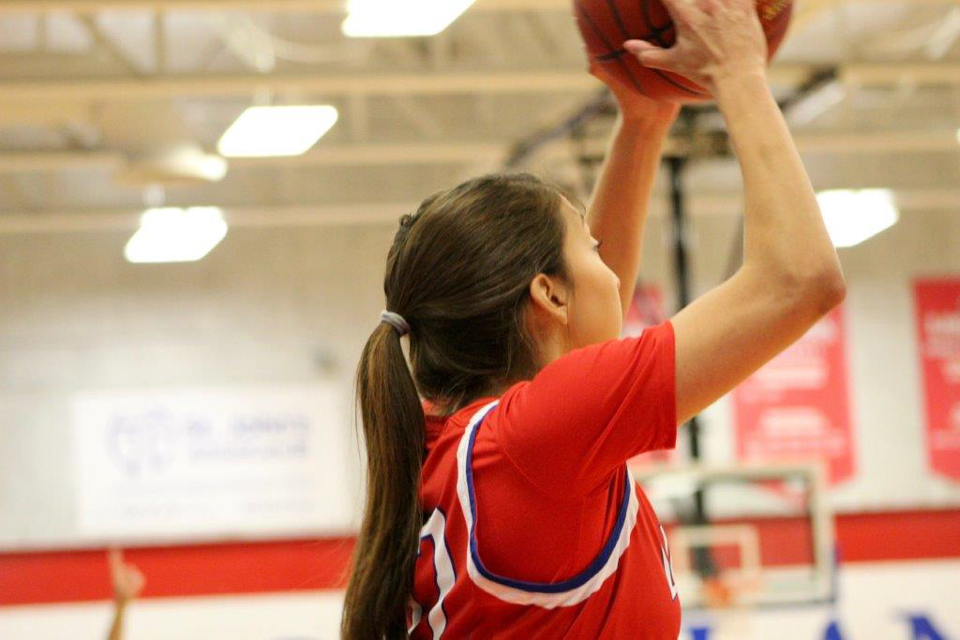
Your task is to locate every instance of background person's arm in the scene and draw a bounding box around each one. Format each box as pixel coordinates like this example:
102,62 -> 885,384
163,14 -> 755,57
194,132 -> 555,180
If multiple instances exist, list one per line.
586,67 -> 679,319
625,0 -> 846,425
107,548 -> 145,640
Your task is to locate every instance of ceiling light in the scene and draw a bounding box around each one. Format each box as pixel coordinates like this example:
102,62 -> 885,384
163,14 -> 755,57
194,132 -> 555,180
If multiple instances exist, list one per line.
119,146 -> 229,185
816,189 -> 899,248
342,0 -> 476,38
125,207 -> 228,264
217,106 -> 338,158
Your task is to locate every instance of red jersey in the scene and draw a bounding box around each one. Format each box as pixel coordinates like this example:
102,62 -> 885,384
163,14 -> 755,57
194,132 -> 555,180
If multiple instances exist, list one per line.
409,322 -> 681,638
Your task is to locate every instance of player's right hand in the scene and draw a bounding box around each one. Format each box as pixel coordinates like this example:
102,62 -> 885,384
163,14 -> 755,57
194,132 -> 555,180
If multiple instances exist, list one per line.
622,0 -> 768,92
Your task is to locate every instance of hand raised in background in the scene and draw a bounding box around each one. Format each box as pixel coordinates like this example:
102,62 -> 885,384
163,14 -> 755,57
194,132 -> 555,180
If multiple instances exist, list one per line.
109,548 -> 145,603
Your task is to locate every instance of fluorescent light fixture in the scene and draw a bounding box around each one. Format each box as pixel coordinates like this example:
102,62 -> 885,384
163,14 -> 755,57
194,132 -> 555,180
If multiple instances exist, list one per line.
343,0 -> 476,37
217,106 -> 338,158
194,153 -> 230,182
125,207 -> 228,264
121,147 -> 229,184
816,189 -> 899,248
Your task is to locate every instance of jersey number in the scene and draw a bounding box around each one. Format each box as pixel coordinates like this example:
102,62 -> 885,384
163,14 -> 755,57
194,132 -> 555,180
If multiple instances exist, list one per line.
410,509 -> 456,638
661,526 -> 679,600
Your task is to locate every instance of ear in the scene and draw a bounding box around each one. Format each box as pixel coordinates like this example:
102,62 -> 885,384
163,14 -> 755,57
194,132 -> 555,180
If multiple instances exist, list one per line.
528,273 -> 570,326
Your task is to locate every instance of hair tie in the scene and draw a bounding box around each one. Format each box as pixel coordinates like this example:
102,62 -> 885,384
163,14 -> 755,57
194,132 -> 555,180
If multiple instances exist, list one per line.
380,310 -> 410,337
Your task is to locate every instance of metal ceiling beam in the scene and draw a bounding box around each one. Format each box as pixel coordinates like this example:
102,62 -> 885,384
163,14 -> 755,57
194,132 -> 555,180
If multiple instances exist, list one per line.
0,0 -> 563,14
1,188 -> 956,234
0,151 -> 123,172
0,130 -> 955,174
841,63 -> 960,86
0,70 -> 599,101
0,144 -> 509,173
793,130 -> 960,154
0,0 -> 953,14
0,203 -> 419,234
6,63 -> 960,102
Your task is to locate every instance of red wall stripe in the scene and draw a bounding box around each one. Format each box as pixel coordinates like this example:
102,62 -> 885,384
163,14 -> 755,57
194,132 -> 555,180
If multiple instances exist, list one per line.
1,510 -> 958,607
836,509 -> 960,562
0,538 -> 355,607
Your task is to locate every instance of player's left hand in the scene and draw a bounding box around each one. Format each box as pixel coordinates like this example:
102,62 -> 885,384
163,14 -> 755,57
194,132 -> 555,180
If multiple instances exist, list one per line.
589,58 -> 681,124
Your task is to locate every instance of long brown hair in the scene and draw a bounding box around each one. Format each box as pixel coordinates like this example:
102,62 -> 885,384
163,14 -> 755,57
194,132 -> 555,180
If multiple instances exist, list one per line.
342,174 -> 572,638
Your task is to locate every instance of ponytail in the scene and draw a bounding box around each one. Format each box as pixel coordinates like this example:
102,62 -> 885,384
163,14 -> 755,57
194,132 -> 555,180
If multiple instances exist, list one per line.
342,321 -> 425,639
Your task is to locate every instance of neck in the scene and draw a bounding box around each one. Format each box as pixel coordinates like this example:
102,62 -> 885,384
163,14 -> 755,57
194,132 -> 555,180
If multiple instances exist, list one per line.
536,333 -> 569,370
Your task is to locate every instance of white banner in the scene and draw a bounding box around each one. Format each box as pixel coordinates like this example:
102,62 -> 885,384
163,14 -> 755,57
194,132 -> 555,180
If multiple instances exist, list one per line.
71,385 -> 355,541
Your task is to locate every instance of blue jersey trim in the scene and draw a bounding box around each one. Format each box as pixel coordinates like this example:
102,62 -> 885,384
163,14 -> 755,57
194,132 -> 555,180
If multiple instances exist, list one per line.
464,412 -> 632,594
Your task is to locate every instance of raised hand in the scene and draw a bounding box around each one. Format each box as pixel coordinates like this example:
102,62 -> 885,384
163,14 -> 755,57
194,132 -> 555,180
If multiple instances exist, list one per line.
109,548 -> 146,603
623,0 -> 768,92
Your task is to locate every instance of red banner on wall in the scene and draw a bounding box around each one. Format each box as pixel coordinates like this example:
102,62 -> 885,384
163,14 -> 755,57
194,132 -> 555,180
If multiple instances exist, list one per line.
621,283 -> 665,339
732,306 -> 855,485
914,278 -> 960,482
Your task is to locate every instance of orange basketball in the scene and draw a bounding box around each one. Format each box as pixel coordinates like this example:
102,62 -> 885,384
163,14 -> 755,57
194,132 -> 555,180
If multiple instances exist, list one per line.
575,0 -> 793,102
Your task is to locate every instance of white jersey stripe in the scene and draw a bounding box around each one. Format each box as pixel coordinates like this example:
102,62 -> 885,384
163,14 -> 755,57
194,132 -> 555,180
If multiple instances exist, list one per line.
408,599 -> 423,635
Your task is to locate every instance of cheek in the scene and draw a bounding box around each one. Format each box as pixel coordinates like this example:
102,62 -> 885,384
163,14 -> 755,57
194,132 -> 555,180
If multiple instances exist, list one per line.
573,263 -> 622,339
604,269 -> 623,322
594,262 -> 621,305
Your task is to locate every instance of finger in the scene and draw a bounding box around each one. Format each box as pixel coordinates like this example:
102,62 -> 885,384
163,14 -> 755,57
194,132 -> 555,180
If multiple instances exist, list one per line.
697,0 -> 718,16
658,0 -> 702,27
588,60 -> 609,79
108,547 -> 123,571
624,40 -> 663,56
728,0 -> 757,16
122,566 -> 146,594
624,40 -> 676,71
132,568 -> 146,593
634,47 -> 683,73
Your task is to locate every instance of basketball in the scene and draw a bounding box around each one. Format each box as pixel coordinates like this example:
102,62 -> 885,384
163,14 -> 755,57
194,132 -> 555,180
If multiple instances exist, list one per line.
575,0 -> 794,101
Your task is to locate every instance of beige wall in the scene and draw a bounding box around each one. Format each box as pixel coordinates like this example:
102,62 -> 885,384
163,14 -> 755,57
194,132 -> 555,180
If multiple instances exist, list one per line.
0,224 -> 394,546
0,201 -> 958,546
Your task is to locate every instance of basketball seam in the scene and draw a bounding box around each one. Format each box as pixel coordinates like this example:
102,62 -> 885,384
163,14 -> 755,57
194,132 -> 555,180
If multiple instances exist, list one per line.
639,0 -> 672,45
580,0 -> 717,99
576,1 -> 644,92
636,1 -> 706,97
605,0 -> 632,40
652,69 -> 707,96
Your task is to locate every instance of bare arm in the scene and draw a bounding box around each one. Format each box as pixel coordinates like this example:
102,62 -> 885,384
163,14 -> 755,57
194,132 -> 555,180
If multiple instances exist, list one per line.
585,91 -> 678,318
106,549 -> 145,640
626,0 -> 845,425
107,600 -> 128,640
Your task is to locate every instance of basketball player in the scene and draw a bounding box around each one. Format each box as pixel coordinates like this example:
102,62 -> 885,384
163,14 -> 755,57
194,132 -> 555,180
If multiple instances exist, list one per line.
342,0 -> 845,636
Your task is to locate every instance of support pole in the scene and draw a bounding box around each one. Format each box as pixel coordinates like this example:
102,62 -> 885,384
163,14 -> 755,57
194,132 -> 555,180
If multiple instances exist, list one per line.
666,156 -> 717,581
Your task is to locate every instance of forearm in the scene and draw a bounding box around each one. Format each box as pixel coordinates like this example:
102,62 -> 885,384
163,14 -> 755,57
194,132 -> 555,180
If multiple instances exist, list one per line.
716,73 -> 843,286
107,599 -> 128,640
586,113 -> 674,317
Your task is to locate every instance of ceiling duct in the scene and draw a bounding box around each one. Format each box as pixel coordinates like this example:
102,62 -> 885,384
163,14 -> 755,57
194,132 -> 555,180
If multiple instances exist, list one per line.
96,101 -> 228,185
